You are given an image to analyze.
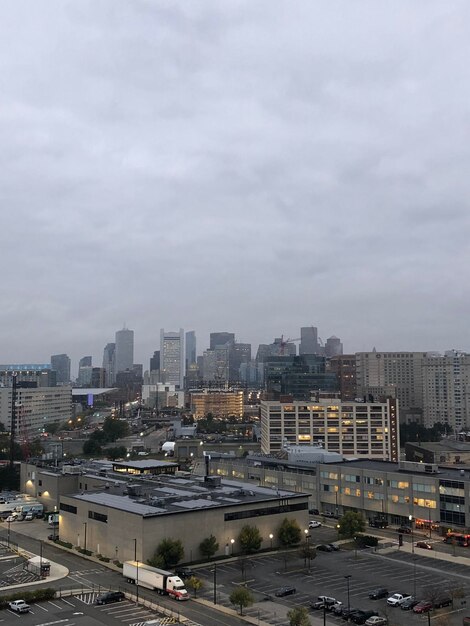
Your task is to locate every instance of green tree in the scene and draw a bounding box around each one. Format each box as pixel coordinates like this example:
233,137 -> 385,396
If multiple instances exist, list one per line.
186,576 -> 203,598
337,511 -> 365,539
199,534 -> 219,559
229,587 -> 254,615
83,439 -> 102,456
148,538 -> 184,569
44,422 -> 60,435
106,446 -> 127,460
102,417 -> 130,441
278,518 -> 302,547
238,525 -> 262,554
287,606 -> 311,626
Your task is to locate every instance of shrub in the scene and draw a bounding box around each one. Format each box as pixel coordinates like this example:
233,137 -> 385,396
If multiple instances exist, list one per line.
0,588 -> 55,609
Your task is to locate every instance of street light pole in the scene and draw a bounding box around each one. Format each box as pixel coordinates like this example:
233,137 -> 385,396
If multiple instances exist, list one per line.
83,522 -> 87,553
133,538 -> 137,561
213,563 -> 217,605
409,515 -> 416,597
269,533 -> 273,550
136,560 -> 139,604
345,575 -> 351,612
7,519 -> 10,548
230,538 -> 235,555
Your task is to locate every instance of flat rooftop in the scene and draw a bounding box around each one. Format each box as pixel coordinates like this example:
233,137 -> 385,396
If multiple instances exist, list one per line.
66,473 -> 305,518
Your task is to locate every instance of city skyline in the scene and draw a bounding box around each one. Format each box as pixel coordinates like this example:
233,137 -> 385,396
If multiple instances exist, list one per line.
1,3 -> 470,368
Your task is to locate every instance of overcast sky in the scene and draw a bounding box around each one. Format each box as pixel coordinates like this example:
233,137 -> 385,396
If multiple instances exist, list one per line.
1,1 -> 470,370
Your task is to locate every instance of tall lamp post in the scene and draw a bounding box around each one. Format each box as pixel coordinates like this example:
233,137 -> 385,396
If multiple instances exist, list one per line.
304,530 -> 311,570
269,533 -> 273,550
136,560 -> 139,605
409,515 -> 416,597
212,563 -> 217,605
83,522 -> 87,553
133,538 -> 137,561
230,538 -> 235,555
344,575 -> 352,612
7,519 -> 11,548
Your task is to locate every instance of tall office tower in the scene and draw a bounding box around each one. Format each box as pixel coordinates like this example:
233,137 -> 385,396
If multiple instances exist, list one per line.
230,343 -> 251,381
102,343 -> 116,386
300,326 -> 320,355
150,351 -> 160,372
185,331 -> 197,371
115,327 -> 134,374
210,332 -> 235,351
51,354 -> 71,384
160,328 -> 185,388
325,336 -> 343,357
422,351 -> 470,431
356,351 -> 427,421
79,356 -> 92,368
328,355 -> 357,401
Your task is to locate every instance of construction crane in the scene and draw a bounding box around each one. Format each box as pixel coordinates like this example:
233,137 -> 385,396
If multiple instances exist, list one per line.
278,335 -> 301,356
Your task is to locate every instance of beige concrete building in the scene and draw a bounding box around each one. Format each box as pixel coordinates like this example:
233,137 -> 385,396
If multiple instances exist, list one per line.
355,351 -> 426,420
260,398 -> 399,461
422,352 -> 470,431
0,386 -> 72,437
190,389 -> 244,419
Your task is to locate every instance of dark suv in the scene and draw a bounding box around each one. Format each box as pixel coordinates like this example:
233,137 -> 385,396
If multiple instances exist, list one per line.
350,610 -> 378,624
369,588 -> 388,599
275,586 -> 296,597
96,591 -> 125,605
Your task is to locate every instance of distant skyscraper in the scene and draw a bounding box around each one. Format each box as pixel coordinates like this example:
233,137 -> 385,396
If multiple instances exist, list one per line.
325,336 -> 343,357
160,328 -> 184,388
150,351 -> 160,372
185,331 -> 197,371
300,327 -> 320,355
79,356 -> 92,368
102,343 -> 116,386
51,354 -> 71,384
115,327 -> 134,374
210,332 -> 235,350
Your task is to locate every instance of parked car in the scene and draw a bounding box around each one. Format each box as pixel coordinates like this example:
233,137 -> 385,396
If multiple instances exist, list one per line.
310,596 -> 337,610
275,586 -> 296,597
400,597 -> 419,610
434,595 -> 452,608
96,591 -> 125,605
309,520 -> 322,528
341,608 -> 360,621
9,600 -> 30,613
332,601 -> 344,615
351,610 -> 379,624
309,508 -> 320,515
327,543 -> 340,551
5,515 -> 17,523
397,526 -> 412,534
416,541 -> 433,550
413,600 -> 433,614
24,512 -> 34,521
365,617 -> 388,626
175,568 -> 195,579
369,588 -> 388,599
317,544 -> 333,552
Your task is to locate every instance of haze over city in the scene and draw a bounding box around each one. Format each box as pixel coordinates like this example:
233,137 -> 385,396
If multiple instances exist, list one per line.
1,1 -> 470,368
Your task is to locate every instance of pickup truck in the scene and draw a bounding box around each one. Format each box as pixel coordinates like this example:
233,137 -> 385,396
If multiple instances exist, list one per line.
387,593 -> 412,606
9,600 -> 30,613
310,596 -> 337,610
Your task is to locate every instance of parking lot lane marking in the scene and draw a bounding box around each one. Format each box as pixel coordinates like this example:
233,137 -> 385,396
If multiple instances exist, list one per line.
47,601 -> 63,609
6,610 -> 20,618
33,621 -> 69,626
60,599 -> 75,607
36,604 -> 49,610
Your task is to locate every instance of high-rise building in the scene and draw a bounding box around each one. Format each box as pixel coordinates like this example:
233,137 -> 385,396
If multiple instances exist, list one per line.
0,364 -> 56,388
260,397 -> 399,461
328,355 -> 357,401
115,327 -> 134,374
78,356 -> 92,386
185,331 -> 197,371
79,356 -> 92,368
355,351 -> 427,421
300,326 -> 320,355
230,343 -> 251,381
102,343 -> 116,386
210,332 -> 235,350
160,328 -> 185,388
325,336 -> 343,357
263,355 -> 338,400
150,351 -> 160,372
422,351 -> 470,431
51,354 -> 71,384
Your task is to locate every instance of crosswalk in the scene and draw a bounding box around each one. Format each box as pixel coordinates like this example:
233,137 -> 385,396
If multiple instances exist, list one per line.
75,591 -> 99,604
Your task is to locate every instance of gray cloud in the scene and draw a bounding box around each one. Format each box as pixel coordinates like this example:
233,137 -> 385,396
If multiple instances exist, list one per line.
1,0 -> 470,369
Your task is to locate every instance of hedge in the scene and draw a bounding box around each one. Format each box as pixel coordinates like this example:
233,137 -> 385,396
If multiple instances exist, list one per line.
0,588 -> 55,609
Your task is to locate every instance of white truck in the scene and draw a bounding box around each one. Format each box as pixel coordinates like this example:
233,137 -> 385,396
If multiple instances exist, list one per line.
15,503 -> 44,518
123,561 -> 188,601
387,593 -> 412,606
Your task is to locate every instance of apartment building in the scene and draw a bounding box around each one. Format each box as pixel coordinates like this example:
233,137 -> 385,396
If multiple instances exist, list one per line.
0,386 -> 72,436
260,398 -> 399,461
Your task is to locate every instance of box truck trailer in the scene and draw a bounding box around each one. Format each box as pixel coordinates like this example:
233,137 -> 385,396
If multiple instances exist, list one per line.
123,561 -> 188,601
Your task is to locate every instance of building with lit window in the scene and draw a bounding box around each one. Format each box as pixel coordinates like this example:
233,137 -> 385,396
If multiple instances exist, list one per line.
190,389 -> 244,419
260,398 -> 399,461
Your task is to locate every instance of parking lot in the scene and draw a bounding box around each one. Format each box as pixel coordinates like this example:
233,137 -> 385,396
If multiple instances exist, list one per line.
194,542 -> 469,626
0,593 -> 181,626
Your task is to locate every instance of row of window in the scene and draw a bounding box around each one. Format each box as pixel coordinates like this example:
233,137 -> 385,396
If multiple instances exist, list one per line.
60,503 -> 107,523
